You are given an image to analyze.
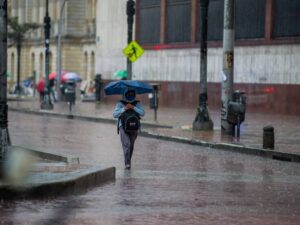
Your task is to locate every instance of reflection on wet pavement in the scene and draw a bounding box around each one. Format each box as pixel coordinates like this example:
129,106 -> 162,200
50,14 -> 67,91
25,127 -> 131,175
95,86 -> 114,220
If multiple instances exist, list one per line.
1,112 -> 299,225
8,100 -> 300,154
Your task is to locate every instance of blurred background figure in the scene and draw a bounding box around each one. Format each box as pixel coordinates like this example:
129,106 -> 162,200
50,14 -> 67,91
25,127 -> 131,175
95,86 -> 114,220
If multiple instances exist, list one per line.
80,80 -> 89,99
4,148 -> 37,186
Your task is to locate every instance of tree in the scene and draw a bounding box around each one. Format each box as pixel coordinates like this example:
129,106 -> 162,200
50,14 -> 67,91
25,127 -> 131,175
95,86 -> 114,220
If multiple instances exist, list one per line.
7,17 -> 39,95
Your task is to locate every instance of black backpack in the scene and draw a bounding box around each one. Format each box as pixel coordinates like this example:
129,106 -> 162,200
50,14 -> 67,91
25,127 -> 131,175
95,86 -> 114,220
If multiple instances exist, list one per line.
118,100 -> 141,133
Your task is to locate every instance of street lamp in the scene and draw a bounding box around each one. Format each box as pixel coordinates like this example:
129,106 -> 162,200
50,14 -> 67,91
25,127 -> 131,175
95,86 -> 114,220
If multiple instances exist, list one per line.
56,0 -> 67,101
41,0 -> 53,110
193,0 -> 213,131
126,0 -> 135,80
0,0 -> 11,176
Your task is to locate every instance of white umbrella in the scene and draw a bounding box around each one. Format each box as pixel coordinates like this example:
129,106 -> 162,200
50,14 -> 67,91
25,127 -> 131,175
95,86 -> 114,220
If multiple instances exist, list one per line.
61,72 -> 81,82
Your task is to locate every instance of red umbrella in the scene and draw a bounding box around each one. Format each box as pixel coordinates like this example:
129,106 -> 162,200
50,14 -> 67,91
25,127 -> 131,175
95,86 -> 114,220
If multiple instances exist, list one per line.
49,71 -> 67,80
36,79 -> 45,93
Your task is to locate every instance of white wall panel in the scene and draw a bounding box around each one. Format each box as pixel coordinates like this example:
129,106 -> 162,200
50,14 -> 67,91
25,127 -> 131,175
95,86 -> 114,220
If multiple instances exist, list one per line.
95,1 -> 300,84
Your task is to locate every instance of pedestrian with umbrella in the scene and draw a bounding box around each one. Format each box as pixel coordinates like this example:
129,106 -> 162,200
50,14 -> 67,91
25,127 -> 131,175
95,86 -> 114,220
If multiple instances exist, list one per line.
114,70 -> 128,80
36,78 -> 45,103
105,80 -> 153,169
49,76 -> 57,102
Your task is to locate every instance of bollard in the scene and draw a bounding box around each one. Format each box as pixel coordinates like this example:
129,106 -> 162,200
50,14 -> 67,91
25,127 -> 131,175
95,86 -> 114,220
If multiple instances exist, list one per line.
263,126 -> 274,149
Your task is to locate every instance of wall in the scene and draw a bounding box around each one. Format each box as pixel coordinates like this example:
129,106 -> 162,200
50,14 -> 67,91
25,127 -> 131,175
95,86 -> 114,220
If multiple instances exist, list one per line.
95,0 -> 300,114
95,0 -> 128,79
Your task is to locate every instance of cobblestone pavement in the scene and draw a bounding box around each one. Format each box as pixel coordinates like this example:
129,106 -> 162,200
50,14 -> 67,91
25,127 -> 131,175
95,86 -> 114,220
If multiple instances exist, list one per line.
8,99 -> 300,154
0,112 -> 299,225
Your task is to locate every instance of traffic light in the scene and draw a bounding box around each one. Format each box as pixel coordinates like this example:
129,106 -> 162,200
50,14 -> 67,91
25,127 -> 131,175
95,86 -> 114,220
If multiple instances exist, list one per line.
127,0 -> 135,16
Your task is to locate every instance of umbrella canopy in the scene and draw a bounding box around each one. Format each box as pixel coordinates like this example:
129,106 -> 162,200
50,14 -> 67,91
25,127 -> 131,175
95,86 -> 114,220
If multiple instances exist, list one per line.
104,80 -> 153,95
49,71 -> 67,80
61,72 -> 81,82
114,70 -> 128,79
36,79 -> 45,93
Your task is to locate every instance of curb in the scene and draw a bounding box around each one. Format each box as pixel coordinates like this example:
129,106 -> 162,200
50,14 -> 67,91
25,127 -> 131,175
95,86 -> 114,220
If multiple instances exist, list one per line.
8,107 -> 173,129
13,146 -> 80,164
140,131 -> 300,163
7,97 -> 36,102
0,166 -> 116,199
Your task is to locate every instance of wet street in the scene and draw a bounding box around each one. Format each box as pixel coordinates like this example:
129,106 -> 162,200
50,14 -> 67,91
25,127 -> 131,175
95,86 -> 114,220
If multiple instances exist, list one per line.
1,111 -> 300,225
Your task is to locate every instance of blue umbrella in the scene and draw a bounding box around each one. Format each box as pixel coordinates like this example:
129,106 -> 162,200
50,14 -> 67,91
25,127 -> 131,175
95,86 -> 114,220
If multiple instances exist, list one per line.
104,80 -> 153,95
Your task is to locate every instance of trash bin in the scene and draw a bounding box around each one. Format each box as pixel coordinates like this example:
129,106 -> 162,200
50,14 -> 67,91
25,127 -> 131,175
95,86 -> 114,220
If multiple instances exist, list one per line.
64,80 -> 76,104
149,83 -> 160,121
263,126 -> 274,149
227,90 -> 246,137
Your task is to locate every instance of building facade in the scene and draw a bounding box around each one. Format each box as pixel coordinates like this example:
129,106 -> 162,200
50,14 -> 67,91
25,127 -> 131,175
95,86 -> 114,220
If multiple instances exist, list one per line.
7,0 -> 97,91
96,0 -> 300,114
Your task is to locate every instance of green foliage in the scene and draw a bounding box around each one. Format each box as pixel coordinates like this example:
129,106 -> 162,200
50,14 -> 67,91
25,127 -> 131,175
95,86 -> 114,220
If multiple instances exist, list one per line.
7,17 -> 40,44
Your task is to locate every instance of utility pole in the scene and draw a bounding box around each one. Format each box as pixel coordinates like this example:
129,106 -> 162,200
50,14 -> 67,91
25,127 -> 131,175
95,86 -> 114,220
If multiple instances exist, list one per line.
0,0 -> 11,174
41,0 -> 53,110
126,0 -> 135,80
56,0 -> 67,101
193,0 -> 213,131
221,0 -> 235,134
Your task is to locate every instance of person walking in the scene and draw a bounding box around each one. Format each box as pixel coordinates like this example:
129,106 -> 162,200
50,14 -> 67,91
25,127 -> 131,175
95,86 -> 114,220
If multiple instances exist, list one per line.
36,78 -> 45,103
113,88 -> 145,169
49,79 -> 57,102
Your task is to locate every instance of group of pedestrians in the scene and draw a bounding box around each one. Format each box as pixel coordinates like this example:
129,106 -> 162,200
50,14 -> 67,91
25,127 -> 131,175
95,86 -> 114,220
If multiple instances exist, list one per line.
37,79 -> 57,103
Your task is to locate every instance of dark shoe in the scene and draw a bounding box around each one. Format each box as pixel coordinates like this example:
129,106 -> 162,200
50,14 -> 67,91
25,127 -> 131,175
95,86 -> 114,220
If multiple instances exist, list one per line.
125,164 -> 131,170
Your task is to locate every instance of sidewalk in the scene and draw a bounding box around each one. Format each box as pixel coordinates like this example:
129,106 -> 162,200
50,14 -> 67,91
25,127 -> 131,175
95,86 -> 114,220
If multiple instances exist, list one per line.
7,96 -> 300,156
0,146 -> 115,199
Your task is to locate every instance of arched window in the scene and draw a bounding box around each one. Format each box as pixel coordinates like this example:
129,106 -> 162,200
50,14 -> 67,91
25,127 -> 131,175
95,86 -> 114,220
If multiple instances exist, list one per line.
49,52 -> 53,73
91,52 -> 95,80
39,53 -> 44,79
84,52 -> 88,80
11,53 -> 15,81
31,53 -> 35,75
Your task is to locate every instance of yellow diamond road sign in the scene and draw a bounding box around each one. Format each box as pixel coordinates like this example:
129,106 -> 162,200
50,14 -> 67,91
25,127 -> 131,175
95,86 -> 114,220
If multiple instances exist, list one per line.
123,41 -> 144,63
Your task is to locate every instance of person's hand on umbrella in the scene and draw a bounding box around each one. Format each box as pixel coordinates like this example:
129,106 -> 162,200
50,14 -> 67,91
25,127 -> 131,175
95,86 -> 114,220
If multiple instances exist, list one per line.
125,104 -> 134,111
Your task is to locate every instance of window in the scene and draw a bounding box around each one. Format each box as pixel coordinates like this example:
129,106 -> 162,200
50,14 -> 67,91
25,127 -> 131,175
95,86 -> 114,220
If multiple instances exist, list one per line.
273,0 -> 300,38
84,52 -> 88,79
204,0 -> 265,41
11,53 -> 15,80
49,52 -> 53,73
139,0 -> 161,45
137,0 -> 300,48
166,0 -> 191,43
50,0 -> 57,21
206,0 -> 224,41
39,53 -> 43,79
91,52 -> 95,80
235,0 -> 265,39
31,53 -> 35,74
